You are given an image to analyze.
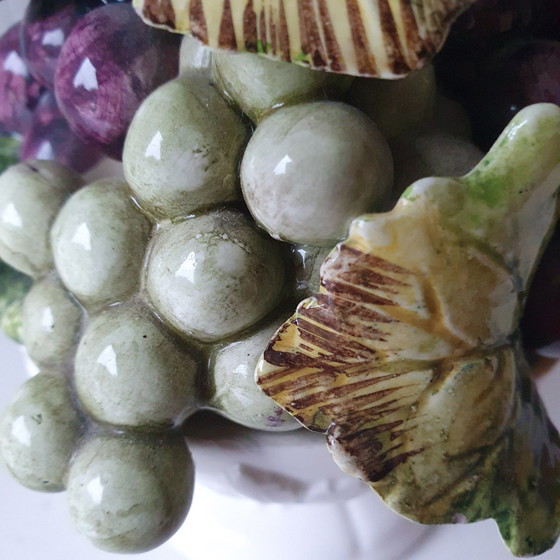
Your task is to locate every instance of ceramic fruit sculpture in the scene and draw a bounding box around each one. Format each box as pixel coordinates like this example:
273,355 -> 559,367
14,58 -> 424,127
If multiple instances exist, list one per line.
256,103 -> 560,558
0,0 -> 559,558
134,0 -> 478,77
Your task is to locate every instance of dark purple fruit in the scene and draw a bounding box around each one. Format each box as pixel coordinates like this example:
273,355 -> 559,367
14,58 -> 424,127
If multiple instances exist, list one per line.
530,0 -> 560,40
22,2 -> 80,89
450,0 -> 533,46
0,23 -> 43,135
54,3 -> 180,160
20,92 -> 102,173
522,226 -> 560,357
470,39 -> 560,149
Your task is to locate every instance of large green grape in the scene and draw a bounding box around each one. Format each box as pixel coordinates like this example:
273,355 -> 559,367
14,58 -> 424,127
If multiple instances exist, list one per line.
74,301 -> 199,429
241,102 -> 393,246
146,209 -> 286,343
66,432 -> 194,553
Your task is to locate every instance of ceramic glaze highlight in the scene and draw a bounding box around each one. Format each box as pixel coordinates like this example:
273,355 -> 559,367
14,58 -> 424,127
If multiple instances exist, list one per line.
240,101 -> 393,246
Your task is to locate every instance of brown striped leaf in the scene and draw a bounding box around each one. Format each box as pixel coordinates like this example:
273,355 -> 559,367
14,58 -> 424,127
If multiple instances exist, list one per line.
133,0 -> 478,77
257,104 -> 560,557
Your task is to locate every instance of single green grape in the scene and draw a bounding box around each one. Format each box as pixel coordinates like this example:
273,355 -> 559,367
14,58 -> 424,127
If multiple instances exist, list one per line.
74,301 -> 199,429
241,101 -> 393,246
67,432 -> 194,553
51,179 -> 151,308
0,160 -> 83,277
390,128 -> 484,198
22,274 -> 83,368
123,75 -> 247,220
213,51 -> 353,122
208,315 -> 300,431
0,372 -> 82,492
146,209 -> 286,343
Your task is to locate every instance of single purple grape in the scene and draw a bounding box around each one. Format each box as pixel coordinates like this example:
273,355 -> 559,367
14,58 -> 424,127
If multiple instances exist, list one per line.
54,3 -> 180,160
22,2 -> 80,89
0,23 -> 43,135
20,91 -> 102,173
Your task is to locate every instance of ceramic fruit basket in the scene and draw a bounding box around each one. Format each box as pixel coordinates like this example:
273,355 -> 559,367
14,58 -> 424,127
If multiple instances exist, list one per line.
0,1 -> 560,559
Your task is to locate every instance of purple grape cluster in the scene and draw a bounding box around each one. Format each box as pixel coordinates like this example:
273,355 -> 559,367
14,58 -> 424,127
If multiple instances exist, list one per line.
0,0 -> 179,170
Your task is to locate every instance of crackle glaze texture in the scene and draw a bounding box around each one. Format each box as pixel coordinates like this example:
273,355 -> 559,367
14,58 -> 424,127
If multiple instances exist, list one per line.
256,104 -> 560,557
134,0 -> 477,77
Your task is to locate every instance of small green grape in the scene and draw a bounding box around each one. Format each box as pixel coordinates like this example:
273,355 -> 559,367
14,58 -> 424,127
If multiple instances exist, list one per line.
0,372 -> 82,492
213,51 -> 353,122
22,274 -> 83,368
208,316 -> 300,431
0,161 -> 82,277
51,179 -> 151,308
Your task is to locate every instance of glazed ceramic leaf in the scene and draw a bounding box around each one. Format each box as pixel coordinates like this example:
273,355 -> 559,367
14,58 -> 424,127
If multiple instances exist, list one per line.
133,0 -> 477,77
256,103 -> 560,557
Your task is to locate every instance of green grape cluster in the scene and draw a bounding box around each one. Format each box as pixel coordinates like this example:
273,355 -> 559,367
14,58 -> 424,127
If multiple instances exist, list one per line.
0,39 -> 481,554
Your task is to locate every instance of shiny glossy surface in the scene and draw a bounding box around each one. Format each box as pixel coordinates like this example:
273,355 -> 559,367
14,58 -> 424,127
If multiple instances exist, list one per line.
0,160 -> 82,277
146,210 -> 286,343
0,23 -> 43,135
257,104 -> 560,557
241,102 -> 393,246
123,75 -> 246,219
54,3 -> 180,159
66,432 -> 194,553
208,316 -> 300,431
21,273 -> 82,368
0,372 -> 81,492
51,179 -> 151,307
74,302 -> 198,428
